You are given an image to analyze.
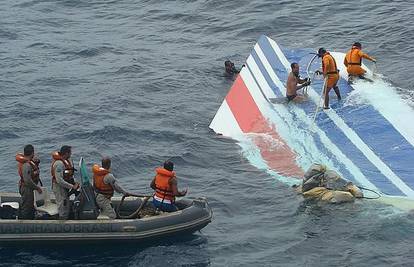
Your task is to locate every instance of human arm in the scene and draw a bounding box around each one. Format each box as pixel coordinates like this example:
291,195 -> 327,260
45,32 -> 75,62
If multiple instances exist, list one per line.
287,74 -> 306,95
22,163 -> 42,193
322,56 -> 330,76
343,55 -> 348,67
104,173 -> 128,195
54,161 -> 78,190
294,78 -> 310,91
359,50 -> 376,62
232,66 -> 240,74
169,177 -> 187,197
299,77 -> 311,87
150,176 -> 156,191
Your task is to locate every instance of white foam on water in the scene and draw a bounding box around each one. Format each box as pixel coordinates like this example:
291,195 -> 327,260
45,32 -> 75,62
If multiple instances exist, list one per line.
333,52 -> 414,148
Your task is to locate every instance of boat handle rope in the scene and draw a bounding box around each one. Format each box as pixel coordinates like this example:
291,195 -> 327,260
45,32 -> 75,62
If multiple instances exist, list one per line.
116,194 -> 152,219
356,186 -> 382,200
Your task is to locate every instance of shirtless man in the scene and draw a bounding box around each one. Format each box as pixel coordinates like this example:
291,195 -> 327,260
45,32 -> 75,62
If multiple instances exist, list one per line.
286,62 -> 311,102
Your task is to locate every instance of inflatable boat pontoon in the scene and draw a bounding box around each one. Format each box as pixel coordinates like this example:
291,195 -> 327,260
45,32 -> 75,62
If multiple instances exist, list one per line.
0,193 -> 212,244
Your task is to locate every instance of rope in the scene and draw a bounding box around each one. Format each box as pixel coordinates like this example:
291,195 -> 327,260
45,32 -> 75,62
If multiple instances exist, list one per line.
357,186 -> 382,200
306,53 -> 318,78
304,53 -> 318,96
372,62 -> 377,78
116,195 -> 152,219
311,77 -> 327,129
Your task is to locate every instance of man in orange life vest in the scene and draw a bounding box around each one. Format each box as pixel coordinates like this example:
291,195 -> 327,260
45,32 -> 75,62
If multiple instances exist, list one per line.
93,157 -> 132,219
51,145 -> 80,220
150,160 -> 187,212
315,48 -> 341,109
344,42 -> 376,83
16,144 -> 42,219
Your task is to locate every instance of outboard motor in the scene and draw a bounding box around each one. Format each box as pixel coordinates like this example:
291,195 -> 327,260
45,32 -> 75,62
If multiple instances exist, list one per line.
73,184 -> 98,220
73,157 -> 99,220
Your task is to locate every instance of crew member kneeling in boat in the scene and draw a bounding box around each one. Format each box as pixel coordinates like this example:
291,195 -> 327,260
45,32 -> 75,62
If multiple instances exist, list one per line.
93,157 -> 132,219
51,145 -> 79,220
299,164 -> 363,203
150,160 -> 187,212
344,42 -> 376,83
16,144 -> 43,219
286,62 -> 311,103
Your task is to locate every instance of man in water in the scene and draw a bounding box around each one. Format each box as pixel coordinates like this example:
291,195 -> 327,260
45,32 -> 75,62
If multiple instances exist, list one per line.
150,160 -> 187,212
286,62 -> 311,102
224,60 -> 243,75
93,157 -> 132,219
16,144 -> 42,219
344,42 -> 376,83
315,48 -> 341,109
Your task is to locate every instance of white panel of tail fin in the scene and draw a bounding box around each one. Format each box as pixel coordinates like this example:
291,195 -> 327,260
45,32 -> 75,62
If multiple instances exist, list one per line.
209,100 -> 243,137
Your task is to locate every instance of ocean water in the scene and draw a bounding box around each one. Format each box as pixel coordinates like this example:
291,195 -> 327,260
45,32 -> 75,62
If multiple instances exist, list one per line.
1,0 -> 414,266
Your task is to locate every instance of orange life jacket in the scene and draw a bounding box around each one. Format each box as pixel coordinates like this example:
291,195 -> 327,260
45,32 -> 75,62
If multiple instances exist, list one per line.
50,151 -> 75,184
16,153 -> 40,186
92,164 -> 114,197
345,46 -> 363,66
322,52 -> 339,75
154,167 -> 176,202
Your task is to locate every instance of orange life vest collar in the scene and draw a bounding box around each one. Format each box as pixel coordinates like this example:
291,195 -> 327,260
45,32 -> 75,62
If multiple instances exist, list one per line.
50,151 -> 75,184
156,167 -> 176,177
92,164 -> 114,197
16,153 -> 40,186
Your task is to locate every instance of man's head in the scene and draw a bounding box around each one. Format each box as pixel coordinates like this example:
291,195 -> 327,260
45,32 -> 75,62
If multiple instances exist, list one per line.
163,160 -> 174,171
317,48 -> 326,58
24,144 -> 34,158
225,60 -> 235,73
102,157 -> 111,170
353,42 -> 362,49
291,62 -> 299,76
59,145 -> 72,160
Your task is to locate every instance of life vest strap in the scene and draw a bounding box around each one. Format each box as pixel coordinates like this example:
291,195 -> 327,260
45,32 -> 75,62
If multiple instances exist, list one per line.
95,188 -> 113,196
153,194 -> 173,204
155,187 -> 174,196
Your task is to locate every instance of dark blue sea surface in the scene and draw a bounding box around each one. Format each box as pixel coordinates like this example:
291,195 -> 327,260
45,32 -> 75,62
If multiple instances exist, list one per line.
1,0 -> 414,266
